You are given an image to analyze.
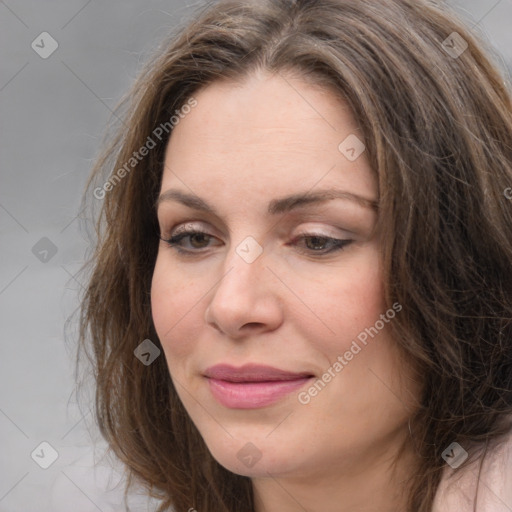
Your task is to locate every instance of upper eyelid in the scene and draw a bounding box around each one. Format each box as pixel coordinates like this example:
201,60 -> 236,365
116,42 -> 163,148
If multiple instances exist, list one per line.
164,227 -> 354,244
157,210 -> 372,238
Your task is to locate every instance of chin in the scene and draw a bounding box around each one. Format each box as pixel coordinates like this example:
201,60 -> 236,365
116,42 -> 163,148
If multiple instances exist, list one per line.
199,429 -> 304,478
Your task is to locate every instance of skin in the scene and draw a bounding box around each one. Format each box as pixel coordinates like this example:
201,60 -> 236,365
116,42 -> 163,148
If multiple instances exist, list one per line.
151,69 -> 421,512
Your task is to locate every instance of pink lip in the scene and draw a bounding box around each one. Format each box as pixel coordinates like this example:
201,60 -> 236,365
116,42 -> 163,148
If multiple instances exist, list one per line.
204,364 -> 314,409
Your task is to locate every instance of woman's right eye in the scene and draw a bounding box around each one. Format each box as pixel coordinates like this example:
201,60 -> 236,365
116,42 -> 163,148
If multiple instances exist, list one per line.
160,229 -> 220,255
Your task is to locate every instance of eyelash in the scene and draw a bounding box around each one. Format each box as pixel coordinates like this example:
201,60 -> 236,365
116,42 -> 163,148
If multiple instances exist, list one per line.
159,229 -> 353,256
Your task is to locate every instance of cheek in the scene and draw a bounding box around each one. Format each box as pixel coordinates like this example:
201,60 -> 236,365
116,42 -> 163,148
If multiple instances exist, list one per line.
344,261 -> 386,331
150,255 -> 203,361
298,246 -> 385,346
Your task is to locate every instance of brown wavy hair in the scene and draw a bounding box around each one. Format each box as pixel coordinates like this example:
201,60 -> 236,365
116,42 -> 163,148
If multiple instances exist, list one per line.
78,0 -> 512,510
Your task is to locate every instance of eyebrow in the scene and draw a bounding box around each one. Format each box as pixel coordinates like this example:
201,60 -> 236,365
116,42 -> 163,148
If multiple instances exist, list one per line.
156,188 -> 378,215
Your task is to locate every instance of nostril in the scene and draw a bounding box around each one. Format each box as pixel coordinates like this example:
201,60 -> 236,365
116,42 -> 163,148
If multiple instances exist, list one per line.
243,322 -> 265,329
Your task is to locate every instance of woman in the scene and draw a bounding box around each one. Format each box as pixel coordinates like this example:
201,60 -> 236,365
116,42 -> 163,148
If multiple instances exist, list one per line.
79,0 -> 512,510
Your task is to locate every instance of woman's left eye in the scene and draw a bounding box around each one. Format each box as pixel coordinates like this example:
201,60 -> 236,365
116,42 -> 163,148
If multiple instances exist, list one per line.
290,233 -> 353,255
160,230 -> 353,256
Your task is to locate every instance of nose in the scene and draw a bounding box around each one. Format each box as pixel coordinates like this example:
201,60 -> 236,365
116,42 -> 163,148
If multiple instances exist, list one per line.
204,241 -> 283,338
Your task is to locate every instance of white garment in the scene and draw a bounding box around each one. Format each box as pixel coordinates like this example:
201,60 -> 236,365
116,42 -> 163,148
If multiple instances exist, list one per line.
433,431 -> 512,511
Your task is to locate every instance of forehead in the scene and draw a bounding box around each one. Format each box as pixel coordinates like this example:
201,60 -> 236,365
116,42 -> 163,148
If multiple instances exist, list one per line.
161,71 -> 377,203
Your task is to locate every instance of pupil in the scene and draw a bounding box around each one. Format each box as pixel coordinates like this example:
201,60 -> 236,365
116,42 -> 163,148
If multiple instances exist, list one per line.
191,233 -> 209,248
307,236 -> 326,250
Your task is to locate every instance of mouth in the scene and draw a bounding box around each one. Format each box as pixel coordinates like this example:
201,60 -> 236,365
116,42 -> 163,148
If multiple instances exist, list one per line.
203,364 -> 315,409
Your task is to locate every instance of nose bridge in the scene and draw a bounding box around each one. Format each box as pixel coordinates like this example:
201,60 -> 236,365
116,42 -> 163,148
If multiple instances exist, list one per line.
205,235 -> 281,334
216,235 -> 267,298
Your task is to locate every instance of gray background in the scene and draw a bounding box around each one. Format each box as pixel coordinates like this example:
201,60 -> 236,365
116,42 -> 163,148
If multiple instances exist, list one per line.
1,1 -> 511,511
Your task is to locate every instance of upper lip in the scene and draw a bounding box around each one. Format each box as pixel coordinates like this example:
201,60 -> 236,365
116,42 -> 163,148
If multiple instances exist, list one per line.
204,364 -> 314,383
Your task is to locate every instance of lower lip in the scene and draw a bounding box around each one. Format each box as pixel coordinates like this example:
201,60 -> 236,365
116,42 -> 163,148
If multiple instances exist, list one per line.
206,377 -> 313,409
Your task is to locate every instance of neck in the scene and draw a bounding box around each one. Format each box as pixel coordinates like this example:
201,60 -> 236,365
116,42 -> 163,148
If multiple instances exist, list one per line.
252,432 -> 416,512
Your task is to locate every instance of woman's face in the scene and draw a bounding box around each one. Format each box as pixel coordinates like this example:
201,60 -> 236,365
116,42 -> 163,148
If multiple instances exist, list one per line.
151,71 -> 419,481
